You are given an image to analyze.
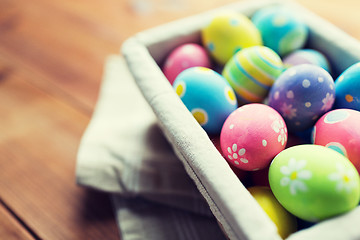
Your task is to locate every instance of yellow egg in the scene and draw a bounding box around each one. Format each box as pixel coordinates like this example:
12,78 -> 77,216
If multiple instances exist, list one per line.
201,12 -> 262,65
248,186 -> 297,239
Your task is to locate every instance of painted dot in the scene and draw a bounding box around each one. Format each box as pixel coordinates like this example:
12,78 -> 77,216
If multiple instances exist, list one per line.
330,84 -> 334,90
175,82 -> 186,97
337,75 -> 344,82
324,109 -> 350,124
207,42 -> 215,52
228,155 -> 233,160
196,67 -> 212,73
278,135 -> 282,142
233,153 -> 238,159
286,91 -> 294,99
191,109 -> 208,126
318,77 -> 324,82
181,61 -> 190,68
238,148 -> 246,156
227,147 -> 231,154
240,158 -> 249,163
289,69 -> 297,76
345,94 -> 354,102
302,79 -> 311,88
225,86 -> 237,105
234,161 -> 239,165
232,143 -> 237,152
272,15 -> 288,26
305,102 -> 311,108
230,18 -> 240,26
274,91 -> 280,100
262,139 -> 267,147
229,124 -> 234,129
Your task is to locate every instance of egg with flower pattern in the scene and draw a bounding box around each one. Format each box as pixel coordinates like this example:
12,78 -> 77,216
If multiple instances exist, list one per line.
220,103 -> 287,171
173,67 -> 237,134
268,64 -> 335,133
269,144 -> 360,222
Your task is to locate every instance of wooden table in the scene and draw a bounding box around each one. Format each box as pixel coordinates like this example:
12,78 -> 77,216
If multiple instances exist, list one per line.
0,0 -> 359,239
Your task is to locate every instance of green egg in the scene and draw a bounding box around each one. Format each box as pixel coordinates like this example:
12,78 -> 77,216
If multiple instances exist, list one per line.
269,144 -> 360,222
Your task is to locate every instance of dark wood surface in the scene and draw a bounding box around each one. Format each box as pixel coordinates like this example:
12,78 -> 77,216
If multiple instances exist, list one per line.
0,0 -> 358,239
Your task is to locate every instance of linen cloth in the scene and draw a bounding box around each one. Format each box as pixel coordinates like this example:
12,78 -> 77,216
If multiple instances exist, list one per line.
76,55 -> 226,240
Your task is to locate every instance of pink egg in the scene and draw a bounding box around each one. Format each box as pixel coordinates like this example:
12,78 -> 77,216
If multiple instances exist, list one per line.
312,108 -> 360,174
162,43 -> 211,85
220,103 -> 288,171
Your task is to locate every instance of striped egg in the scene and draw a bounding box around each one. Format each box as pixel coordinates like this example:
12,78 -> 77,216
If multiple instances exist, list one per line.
222,46 -> 283,104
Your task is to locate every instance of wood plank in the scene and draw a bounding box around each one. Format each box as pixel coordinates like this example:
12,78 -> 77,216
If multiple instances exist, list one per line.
0,68 -> 119,239
0,202 -> 35,240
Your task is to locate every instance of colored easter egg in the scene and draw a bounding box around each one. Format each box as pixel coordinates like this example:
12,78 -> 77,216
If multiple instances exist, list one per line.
222,46 -> 283,104
201,12 -> 262,65
312,109 -> 360,174
334,62 -> 360,111
283,49 -> 331,73
269,144 -> 360,222
252,6 -> 309,57
220,103 -> 287,171
268,64 -> 335,133
248,186 -> 297,238
162,43 -> 211,85
173,67 -> 237,134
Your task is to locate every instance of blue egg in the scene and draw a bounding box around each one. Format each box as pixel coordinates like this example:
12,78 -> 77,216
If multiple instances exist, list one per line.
334,62 -> 360,111
252,6 -> 309,57
173,67 -> 238,134
268,64 -> 335,133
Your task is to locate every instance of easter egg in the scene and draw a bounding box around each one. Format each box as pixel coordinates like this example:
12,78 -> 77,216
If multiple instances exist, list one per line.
269,144 -> 360,222
248,186 -> 297,239
312,109 -> 360,174
162,43 -> 211,85
201,12 -> 262,65
268,64 -> 335,133
222,46 -> 283,104
220,103 -> 287,171
283,49 -> 331,73
334,62 -> 360,111
173,67 -> 237,134
252,6 -> 309,57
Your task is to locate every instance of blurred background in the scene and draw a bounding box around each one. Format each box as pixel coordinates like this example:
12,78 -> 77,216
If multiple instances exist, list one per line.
0,0 -> 359,239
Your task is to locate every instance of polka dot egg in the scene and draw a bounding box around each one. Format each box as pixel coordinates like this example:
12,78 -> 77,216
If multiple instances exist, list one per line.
312,109 -> 360,174
220,103 -> 287,171
252,6 -> 309,57
162,43 -> 211,85
201,12 -> 262,65
269,145 -> 360,222
222,46 -> 283,104
283,49 -> 331,73
268,64 -> 335,133
173,67 -> 237,134
334,62 -> 360,111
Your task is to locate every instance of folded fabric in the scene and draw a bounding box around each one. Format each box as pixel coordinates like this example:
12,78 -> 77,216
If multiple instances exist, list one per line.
76,55 -> 224,239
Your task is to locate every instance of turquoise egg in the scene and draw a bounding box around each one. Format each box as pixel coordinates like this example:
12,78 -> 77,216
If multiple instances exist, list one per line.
173,67 -> 238,134
334,62 -> 360,111
252,6 -> 309,57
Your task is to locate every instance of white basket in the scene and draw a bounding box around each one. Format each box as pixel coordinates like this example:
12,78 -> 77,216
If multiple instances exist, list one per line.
121,1 -> 360,239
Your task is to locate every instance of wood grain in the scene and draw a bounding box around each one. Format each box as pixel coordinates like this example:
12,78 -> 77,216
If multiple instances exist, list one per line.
0,0 -> 358,239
